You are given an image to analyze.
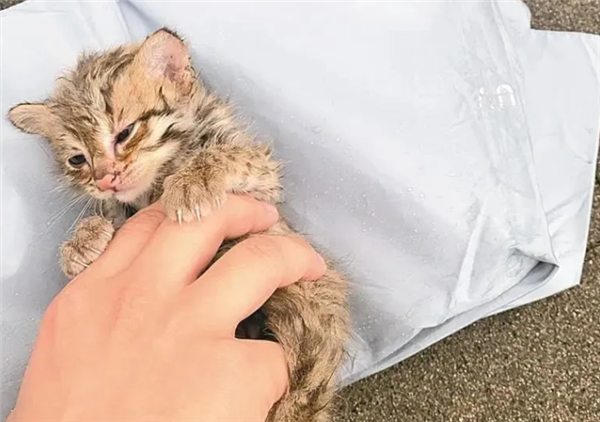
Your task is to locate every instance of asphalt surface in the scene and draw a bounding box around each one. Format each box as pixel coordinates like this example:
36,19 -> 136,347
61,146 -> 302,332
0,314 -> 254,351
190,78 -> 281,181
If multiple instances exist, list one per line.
1,1 -> 599,421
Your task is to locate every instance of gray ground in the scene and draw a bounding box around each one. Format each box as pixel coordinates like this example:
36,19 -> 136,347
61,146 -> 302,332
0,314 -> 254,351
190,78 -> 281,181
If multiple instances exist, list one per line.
1,0 -> 599,421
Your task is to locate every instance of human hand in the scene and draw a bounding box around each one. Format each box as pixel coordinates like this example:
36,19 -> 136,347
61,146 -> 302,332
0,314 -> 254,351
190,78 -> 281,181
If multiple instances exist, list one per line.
8,196 -> 326,422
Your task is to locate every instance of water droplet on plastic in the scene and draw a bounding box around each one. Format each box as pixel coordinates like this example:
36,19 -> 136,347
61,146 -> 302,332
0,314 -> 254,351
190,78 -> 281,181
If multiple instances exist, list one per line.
408,187 -> 413,192
419,193 -> 426,199
290,115 -> 295,119
414,228 -> 419,233
309,140 -> 314,145
448,173 -> 456,178
311,126 -> 322,134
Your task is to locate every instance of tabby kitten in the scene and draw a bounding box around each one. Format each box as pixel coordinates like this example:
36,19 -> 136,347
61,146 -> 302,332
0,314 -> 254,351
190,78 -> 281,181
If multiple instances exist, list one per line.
8,28 -> 350,422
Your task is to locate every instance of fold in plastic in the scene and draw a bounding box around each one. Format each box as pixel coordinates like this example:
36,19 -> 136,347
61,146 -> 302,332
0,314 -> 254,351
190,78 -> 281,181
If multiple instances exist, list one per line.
1,0 -> 598,416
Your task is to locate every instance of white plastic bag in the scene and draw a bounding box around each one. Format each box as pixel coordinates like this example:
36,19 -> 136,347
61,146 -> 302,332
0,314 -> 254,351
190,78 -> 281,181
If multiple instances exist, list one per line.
1,0 -> 598,415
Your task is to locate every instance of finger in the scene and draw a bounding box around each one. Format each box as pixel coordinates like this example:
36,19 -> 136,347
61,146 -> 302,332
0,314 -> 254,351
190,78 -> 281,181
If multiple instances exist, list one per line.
240,340 -> 289,408
93,203 -> 166,276
131,195 -> 280,288
183,234 -> 326,333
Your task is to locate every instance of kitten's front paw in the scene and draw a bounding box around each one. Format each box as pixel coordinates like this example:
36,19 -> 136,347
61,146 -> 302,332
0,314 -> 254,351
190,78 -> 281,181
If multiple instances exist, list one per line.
160,172 -> 227,223
60,216 -> 114,279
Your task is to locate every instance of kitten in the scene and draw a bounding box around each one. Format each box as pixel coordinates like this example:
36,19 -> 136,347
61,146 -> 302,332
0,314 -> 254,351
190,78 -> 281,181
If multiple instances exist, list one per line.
8,28 -> 350,422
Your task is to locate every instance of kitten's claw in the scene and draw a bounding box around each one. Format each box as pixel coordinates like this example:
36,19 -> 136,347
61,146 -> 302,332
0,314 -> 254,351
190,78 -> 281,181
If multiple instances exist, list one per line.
160,173 -> 227,223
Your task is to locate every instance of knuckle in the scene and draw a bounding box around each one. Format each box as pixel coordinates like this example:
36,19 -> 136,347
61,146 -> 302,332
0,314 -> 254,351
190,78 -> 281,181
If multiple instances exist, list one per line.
137,207 -> 166,226
44,284 -> 87,325
241,235 -> 285,263
111,283 -> 152,331
123,208 -> 165,233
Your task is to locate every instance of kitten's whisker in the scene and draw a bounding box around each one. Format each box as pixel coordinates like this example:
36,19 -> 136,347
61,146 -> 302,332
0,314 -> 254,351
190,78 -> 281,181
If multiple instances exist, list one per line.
98,200 -> 106,219
59,193 -> 86,210
47,197 -> 79,223
93,199 -> 104,219
68,197 -> 93,234
49,184 -> 67,194
42,195 -> 88,235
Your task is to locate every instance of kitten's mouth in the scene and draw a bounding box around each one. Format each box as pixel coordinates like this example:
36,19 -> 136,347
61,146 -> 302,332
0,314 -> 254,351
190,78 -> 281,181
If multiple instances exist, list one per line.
112,185 -> 140,202
113,179 -> 152,204
93,182 -> 136,202
95,170 -> 154,204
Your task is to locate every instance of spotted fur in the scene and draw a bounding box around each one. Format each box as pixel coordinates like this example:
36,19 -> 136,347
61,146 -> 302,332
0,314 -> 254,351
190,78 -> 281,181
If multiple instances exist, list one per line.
8,28 -> 350,422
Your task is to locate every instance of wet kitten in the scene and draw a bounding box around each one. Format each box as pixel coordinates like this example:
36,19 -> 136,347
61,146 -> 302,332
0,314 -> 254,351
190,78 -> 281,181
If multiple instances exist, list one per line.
8,28 -> 350,422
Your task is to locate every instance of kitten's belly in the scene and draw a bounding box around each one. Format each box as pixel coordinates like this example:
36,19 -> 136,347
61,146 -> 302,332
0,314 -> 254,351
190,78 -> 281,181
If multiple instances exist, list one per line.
235,307 -> 275,341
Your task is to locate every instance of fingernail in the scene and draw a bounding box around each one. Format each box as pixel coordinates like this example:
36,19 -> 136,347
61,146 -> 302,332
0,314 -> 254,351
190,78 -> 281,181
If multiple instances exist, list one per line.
262,202 -> 279,217
317,253 -> 327,270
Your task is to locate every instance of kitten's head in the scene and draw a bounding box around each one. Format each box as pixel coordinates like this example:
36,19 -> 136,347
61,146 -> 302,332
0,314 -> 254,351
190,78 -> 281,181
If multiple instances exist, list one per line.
8,28 -> 200,203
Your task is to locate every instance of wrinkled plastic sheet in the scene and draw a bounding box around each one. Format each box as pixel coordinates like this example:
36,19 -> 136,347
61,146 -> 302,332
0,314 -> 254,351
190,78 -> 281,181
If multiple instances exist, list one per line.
1,0 -> 599,417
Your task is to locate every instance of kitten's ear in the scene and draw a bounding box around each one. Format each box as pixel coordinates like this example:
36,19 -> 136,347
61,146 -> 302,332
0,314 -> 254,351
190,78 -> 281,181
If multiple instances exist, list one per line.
7,103 -> 58,138
135,27 -> 192,85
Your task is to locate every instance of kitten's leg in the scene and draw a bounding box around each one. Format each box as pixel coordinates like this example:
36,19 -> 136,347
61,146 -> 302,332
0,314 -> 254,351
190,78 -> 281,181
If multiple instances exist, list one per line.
264,223 -> 351,422
59,216 -> 114,279
160,141 -> 281,222
59,201 -> 123,279
265,273 -> 349,422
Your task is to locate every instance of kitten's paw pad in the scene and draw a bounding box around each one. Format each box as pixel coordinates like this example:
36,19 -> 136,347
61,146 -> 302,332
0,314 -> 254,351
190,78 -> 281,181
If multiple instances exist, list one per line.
60,216 -> 114,279
161,174 -> 227,223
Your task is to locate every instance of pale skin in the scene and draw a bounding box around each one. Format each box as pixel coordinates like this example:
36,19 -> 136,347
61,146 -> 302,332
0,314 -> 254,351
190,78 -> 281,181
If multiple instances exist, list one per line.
7,195 -> 326,422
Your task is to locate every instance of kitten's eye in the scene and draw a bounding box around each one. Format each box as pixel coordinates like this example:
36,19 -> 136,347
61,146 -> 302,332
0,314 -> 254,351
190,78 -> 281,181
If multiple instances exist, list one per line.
68,154 -> 87,168
116,123 -> 135,144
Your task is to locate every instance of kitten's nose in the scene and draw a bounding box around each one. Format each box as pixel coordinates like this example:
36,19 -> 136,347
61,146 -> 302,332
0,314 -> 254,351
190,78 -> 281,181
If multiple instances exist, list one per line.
96,174 -> 119,191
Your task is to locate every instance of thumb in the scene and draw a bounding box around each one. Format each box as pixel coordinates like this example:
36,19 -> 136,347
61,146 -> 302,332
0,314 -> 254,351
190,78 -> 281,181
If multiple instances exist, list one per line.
94,203 -> 166,276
